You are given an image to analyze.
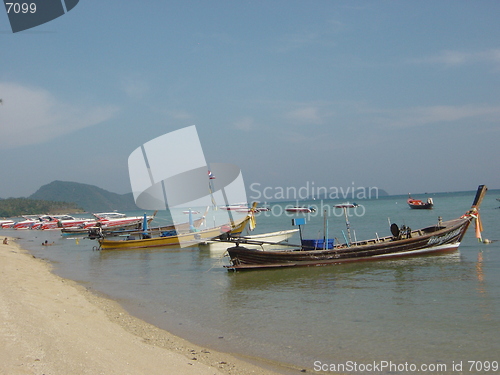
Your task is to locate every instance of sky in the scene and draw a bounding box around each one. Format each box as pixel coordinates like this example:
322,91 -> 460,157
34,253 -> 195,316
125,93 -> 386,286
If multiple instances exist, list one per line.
1,1 -> 499,201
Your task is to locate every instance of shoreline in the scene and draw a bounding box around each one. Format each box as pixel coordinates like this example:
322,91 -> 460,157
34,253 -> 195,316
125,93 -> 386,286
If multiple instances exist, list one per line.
0,237 -> 305,375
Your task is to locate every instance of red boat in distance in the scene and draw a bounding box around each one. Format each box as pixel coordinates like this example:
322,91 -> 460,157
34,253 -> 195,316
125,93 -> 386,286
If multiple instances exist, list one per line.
407,194 -> 434,209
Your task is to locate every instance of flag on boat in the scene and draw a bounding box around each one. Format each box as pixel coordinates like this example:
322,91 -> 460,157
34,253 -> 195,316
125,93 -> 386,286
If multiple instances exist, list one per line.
249,214 -> 256,231
475,212 -> 483,242
207,170 -> 217,207
248,203 -> 257,231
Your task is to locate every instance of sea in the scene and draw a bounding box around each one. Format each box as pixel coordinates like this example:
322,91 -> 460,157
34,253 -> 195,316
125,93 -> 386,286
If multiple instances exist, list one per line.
5,190 -> 500,374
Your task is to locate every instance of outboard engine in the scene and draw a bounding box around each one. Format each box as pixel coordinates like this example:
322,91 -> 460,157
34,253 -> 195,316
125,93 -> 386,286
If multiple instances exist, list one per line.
390,223 -> 412,240
88,227 -> 103,240
218,231 -> 231,241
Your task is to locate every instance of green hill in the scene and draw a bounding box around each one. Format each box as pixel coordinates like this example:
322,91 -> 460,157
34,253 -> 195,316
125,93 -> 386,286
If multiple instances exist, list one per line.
29,180 -> 139,213
0,197 -> 83,218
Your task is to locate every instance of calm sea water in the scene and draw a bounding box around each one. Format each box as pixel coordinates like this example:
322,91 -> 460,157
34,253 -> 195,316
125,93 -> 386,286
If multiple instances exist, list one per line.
8,190 -> 500,374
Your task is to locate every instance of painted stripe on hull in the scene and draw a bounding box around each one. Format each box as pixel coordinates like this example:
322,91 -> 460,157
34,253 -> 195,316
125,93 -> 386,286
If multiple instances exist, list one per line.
371,242 -> 460,258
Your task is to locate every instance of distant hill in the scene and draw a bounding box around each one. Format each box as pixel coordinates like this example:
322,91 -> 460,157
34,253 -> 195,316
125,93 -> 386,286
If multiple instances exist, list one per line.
29,180 -> 139,213
306,187 -> 389,200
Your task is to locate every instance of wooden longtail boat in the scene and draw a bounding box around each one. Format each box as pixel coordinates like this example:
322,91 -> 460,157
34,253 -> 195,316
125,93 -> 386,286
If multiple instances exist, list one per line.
225,185 -> 487,270
97,206 -> 256,250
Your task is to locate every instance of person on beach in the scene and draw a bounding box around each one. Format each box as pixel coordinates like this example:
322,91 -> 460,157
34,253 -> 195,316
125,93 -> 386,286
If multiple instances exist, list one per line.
42,240 -> 54,246
3,237 -> 7,245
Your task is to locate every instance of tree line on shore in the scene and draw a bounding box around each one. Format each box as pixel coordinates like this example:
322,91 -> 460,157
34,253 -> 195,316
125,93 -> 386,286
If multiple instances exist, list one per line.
0,197 -> 83,218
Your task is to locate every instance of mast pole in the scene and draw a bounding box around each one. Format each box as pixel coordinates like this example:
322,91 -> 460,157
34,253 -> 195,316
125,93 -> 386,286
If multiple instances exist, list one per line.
343,206 -> 352,244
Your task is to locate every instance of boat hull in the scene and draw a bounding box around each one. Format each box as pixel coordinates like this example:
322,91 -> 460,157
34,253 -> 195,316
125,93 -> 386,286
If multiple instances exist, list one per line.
408,202 -> 433,209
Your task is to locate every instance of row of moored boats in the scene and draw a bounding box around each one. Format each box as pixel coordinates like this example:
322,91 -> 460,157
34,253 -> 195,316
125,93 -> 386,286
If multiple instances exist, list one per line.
0,212 -> 147,232
0,186 -> 488,271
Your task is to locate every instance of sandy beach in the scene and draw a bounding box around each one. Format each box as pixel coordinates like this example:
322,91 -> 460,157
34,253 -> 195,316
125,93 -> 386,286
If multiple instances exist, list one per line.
0,238 -> 291,375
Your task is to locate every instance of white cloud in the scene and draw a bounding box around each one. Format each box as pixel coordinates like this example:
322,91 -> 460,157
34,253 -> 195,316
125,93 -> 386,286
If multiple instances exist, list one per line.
0,82 -> 119,149
275,22 -> 338,54
234,117 -> 254,131
285,106 -> 324,124
374,104 -> 500,129
410,48 -> 500,67
168,110 -> 194,120
120,77 -> 150,99
276,31 -> 322,53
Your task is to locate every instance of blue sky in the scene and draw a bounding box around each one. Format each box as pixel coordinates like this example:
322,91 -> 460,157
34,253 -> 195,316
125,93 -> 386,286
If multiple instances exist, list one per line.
1,1 -> 499,199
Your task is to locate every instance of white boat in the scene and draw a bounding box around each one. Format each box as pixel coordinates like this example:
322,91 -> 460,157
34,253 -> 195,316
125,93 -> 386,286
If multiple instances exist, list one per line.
285,206 -> 316,213
0,219 -> 15,228
32,215 -> 95,230
221,203 -> 249,211
30,212 -> 150,231
84,212 -> 151,229
198,228 -> 299,252
12,215 -> 45,229
93,212 -> 127,219
234,206 -> 270,213
334,202 -> 358,208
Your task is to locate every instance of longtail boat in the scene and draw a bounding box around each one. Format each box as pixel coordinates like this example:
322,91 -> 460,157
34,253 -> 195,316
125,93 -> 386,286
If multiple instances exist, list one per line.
96,205 -> 256,250
225,185 -> 487,270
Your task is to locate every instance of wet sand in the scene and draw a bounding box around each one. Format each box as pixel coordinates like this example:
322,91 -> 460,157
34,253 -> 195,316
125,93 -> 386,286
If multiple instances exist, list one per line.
0,238 -> 292,375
